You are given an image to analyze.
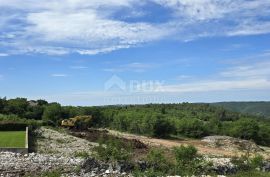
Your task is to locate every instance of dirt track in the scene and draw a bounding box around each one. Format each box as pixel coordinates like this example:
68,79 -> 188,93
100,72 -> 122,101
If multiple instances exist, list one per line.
107,129 -> 270,158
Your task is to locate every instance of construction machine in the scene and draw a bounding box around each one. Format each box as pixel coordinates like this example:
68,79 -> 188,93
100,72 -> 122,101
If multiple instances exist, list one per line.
61,115 -> 92,129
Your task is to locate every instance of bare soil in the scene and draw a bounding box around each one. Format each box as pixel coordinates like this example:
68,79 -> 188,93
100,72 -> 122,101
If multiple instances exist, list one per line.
70,128 -> 270,159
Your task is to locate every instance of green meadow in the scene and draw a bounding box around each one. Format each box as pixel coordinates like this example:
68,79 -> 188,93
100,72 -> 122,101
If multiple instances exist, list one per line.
0,131 -> 26,148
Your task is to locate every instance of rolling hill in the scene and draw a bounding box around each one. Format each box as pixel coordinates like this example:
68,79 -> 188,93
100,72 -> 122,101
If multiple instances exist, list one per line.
212,102 -> 270,118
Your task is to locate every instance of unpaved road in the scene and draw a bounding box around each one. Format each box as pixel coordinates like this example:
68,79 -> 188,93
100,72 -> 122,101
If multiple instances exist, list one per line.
107,129 -> 270,158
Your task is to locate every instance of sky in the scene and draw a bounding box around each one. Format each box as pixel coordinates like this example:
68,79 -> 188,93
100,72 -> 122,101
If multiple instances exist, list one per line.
0,0 -> 270,105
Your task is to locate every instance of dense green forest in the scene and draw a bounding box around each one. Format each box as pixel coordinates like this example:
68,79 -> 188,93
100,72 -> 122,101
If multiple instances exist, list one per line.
1,97 -> 270,146
212,102 -> 270,118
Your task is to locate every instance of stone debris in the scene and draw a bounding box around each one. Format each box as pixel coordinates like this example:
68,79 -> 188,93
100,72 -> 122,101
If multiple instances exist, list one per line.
0,152 -> 83,176
262,162 -> 270,172
0,152 -> 132,177
0,151 -> 238,177
205,157 -> 236,175
36,127 -> 98,157
202,136 -> 262,152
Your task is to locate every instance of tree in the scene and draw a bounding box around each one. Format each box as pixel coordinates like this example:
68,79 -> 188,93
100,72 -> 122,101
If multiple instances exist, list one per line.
25,106 -> 44,120
4,98 -> 28,117
0,97 -> 7,113
37,99 -> 48,106
177,118 -> 207,138
231,118 -> 259,140
153,115 -> 174,138
258,125 -> 270,146
42,103 -> 62,125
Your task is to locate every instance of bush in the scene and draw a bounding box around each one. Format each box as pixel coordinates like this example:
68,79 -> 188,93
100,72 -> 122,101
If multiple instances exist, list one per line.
174,145 -> 198,163
173,145 -> 210,176
232,154 -> 264,172
0,114 -> 43,130
146,149 -> 171,173
231,118 -> 259,141
177,118 -> 207,138
94,137 -> 132,163
0,122 -> 27,131
250,155 -> 264,169
152,116 -> 175,138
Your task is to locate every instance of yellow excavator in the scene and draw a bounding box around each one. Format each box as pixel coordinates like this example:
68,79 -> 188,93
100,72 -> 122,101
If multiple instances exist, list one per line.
61,115 -> 92,129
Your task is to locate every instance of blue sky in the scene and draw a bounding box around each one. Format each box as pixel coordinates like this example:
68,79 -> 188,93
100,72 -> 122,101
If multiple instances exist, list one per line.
0,0 -> 270,105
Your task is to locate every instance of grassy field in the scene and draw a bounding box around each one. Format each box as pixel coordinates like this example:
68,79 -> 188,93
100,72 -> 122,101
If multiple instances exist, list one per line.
0,131 -> 26,148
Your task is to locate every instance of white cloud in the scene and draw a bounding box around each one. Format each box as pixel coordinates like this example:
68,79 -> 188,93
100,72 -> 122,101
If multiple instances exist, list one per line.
0,0 -> 270,55
153,0 -> 227,20
0,0 -> 171,55
104,62 -> 156,72
51,74 -> 68,77
175,75 -> 192,80
221,61 -> 270,79
157,59 -> 270,93
70,66 -> 88,69
0,53 -> 9,57
227,21 -> 270,36
160,78 -> 270,93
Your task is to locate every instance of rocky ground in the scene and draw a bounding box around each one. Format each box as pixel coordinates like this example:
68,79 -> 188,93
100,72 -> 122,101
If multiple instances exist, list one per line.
0,152 -> 83,176
202,136 -> 263,152
0,151 -> 135,177
1,127 -> 270,177
0,127 -> 132,177
35,127 -> 98,157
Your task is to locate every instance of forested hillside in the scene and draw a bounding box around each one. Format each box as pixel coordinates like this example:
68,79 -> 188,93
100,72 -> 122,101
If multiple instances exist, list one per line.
1,97 -> 270,146
212,102 -> 270,118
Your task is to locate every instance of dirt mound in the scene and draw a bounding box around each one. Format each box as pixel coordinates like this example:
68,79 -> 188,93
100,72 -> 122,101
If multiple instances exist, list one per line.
70,129 -> 148,150
202,136 -> 263,152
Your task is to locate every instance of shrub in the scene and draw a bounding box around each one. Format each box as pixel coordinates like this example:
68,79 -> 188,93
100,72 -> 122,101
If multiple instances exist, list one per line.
232,154 -> 264,172
231,118 -> 259,141
177,118 -> 207,138
152,116 -> 175,138
174,145 -> 198,163
146,149 -> 171,173
173,145 -> 210,176
94,137 -> 132,163
250,155 -> 264,169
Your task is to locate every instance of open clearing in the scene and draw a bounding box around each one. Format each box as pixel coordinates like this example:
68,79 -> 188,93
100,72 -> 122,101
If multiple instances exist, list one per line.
0,131 -> 25,148
106,129 -> 270,159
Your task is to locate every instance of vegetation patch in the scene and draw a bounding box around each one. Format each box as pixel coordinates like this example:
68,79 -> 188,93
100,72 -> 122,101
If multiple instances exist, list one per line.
0,131 -> 26,148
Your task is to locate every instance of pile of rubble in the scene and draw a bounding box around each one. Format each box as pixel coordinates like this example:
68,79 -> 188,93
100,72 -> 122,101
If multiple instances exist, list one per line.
202,136 -> 262,152
0,152 -> 135,177
36,127 -> 97,157
80,158 -> 133,177
205,157 -> 237,175
0,152 -> 83,176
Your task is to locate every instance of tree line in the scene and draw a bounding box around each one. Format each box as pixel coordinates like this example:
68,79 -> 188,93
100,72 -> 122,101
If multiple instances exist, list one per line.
1,97 -> 270,146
